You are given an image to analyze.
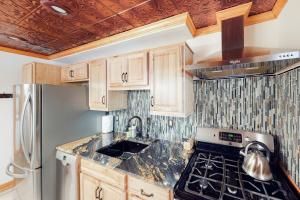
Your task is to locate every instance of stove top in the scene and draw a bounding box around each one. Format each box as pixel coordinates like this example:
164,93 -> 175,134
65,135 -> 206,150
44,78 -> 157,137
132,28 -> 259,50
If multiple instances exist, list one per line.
174,128 -> 299,200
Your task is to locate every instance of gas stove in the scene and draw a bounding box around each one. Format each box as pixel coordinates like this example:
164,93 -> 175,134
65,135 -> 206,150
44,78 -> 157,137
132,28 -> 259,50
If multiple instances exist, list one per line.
174,128 -> 299,200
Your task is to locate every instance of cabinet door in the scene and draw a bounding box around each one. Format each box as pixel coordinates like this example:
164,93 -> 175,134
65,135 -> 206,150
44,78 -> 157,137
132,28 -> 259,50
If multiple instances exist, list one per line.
107,56 -> 125,87
22,63 -> 35,84
149,45 -> 183,114
126,51 -> 148,87
89,59 -> 107,110
73,63 -> 89,81
61,67 -> 72,82
100,183 -> 126,200
80,173 -> 100,200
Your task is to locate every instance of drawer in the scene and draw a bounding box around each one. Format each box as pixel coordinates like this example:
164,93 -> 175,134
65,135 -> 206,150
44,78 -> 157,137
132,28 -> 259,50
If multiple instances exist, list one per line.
128,175 -> 170,200
80,159 -> 126,190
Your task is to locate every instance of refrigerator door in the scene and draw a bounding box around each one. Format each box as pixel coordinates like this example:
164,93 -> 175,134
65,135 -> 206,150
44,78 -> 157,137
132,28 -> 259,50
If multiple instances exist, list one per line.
41,85 -> 103,200
14,168 -> 41,200
13,84 -> 41,170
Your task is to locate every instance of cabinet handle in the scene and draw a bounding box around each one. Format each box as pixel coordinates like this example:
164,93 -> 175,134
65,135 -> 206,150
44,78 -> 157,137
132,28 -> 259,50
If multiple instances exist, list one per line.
95,187 -> 100,199
70,70 -> 74,78
101,96 -> 106,105
140,189 -> 154,198
125,72 -> 128,82
121,73 -> 125,82
95,187 -> 103,200
99,187 -> 103,200
150,96 -> 154,107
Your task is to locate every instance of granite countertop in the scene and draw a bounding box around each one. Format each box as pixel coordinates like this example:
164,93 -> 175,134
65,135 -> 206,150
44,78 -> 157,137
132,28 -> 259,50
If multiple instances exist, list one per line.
57,132 -> 192,189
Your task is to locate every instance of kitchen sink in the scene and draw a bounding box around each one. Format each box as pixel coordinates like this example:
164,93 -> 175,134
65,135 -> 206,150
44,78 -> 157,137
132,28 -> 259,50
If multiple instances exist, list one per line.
96,140 -> 149,160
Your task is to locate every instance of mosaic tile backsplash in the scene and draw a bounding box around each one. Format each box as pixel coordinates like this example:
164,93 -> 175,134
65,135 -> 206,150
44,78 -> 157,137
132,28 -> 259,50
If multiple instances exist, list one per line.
110,65 -> 300,187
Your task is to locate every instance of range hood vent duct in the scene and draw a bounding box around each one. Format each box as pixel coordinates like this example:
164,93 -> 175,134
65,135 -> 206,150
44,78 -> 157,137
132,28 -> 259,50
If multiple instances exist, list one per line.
187,15 -> 300,79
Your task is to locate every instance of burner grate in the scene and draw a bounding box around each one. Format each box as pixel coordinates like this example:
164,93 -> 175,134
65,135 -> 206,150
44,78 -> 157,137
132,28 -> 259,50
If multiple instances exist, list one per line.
183,151 -> 288,200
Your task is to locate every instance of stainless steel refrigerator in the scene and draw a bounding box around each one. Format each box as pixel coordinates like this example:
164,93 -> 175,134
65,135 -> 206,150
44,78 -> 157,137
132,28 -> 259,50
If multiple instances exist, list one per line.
6,84 -> 103,200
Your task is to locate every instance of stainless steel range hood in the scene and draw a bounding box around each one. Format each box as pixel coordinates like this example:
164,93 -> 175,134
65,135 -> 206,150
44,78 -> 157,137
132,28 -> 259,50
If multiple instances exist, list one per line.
187,15 -> 300,79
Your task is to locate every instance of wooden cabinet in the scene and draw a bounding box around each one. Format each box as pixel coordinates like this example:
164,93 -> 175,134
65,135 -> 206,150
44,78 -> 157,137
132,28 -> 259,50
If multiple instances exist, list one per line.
107,56 -> 125,88
80,159 -> 173,200
80,173 -> 126,200
149,43 -> 194,117
22,62 -> 61,85
100,182 -> 126,200
80,159 -> 126,200
89,58 -> 127,111
128,176 -> 171,200
126,51 -> 148,87
80,173 -> 100,200
108,51 -> 148,90
61,62 -> 89,82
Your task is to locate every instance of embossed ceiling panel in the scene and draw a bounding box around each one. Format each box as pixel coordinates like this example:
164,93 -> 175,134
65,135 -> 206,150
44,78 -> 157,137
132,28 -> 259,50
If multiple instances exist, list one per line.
0,0 -> 278,55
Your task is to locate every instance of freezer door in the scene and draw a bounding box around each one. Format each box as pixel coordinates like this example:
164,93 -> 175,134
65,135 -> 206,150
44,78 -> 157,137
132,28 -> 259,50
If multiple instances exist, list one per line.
13,84 -> 41,170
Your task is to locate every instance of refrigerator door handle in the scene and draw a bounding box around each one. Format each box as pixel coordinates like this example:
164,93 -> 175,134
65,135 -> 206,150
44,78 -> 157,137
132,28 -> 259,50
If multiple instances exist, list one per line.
20,94 -> 32,165
6,163 -> 29,179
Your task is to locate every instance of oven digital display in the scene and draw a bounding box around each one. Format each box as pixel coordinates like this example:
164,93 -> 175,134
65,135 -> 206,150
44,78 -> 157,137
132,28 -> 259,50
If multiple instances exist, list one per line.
219,132 -> 242,143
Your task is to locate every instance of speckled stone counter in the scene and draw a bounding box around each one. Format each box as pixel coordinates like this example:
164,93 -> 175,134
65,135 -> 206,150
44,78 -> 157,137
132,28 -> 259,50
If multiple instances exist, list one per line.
57,132 -> 192,188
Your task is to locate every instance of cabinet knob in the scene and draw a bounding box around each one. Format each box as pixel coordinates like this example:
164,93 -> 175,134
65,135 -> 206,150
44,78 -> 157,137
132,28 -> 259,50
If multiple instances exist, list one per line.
101,96 -> 106,105
150,96 -> 155,107
140,189 -> 154,198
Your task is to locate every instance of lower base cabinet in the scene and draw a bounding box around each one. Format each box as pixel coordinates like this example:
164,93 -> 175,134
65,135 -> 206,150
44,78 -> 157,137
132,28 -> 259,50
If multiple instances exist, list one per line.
128,176 -> 171,200
80,159 -> 172,200
80,173 -> 126,200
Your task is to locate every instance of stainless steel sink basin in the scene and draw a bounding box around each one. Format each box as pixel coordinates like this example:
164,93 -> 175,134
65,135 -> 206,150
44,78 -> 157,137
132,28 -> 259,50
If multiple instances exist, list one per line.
96,140 -> 149,160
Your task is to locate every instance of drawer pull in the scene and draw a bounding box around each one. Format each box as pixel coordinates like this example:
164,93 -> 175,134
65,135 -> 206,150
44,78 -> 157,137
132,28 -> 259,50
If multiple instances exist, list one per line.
141,189 -> 154,198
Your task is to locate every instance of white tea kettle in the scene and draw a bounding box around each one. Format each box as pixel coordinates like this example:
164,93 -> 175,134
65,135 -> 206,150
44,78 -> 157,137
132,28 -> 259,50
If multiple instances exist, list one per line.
240,141 -> 273,181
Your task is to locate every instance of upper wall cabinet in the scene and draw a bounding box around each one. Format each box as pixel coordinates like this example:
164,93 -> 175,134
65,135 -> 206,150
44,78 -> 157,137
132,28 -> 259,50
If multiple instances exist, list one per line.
107,51 -> 148,90
22,62 -> 61,85
149,43 -> 194,117
61,62 -> 89,83
89,58 -> 127,111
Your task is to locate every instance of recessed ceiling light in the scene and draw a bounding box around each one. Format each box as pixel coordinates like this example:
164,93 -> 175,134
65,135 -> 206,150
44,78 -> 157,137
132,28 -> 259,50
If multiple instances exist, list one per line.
50,5 -> 68,15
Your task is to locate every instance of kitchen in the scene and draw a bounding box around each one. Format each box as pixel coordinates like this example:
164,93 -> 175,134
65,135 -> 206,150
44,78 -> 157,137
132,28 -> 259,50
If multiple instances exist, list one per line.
0,0 -> 299,200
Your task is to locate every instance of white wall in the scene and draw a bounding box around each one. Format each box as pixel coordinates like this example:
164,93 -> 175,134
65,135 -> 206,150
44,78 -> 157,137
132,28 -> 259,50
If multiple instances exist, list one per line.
188,0 -> 300,62
0,52 -> 63,184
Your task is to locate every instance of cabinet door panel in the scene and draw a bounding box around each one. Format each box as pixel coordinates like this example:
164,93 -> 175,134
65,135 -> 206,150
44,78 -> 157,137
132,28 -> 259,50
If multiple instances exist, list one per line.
22,63 -> 35,84
89,59 -> 107,110
108,56 -> 124,87
73,63 -> 89,81
101,183 -> 126,200
80,173 -> 100,200
126,52 -> 148,86
61,67 -> 71,82
150,46 -> 183,114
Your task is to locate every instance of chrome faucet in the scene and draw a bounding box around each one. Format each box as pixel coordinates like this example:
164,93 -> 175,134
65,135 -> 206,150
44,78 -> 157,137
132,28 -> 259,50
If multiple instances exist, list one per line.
127,116 -> 143,138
